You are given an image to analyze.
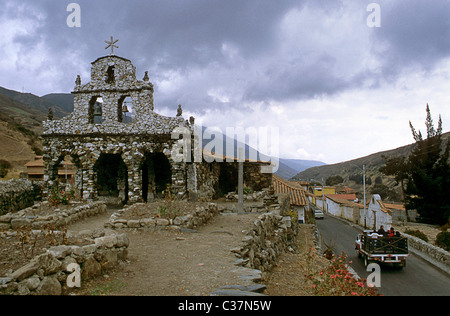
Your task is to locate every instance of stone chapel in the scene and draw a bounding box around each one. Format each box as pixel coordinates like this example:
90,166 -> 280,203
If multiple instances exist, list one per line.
42,42 -> 272,204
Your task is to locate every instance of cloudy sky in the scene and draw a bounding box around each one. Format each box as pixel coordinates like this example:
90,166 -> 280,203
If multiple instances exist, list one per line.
2,0 -> 450,164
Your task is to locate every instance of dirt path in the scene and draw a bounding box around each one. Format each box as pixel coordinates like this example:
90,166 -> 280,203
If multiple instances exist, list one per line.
67,207 -> 261,296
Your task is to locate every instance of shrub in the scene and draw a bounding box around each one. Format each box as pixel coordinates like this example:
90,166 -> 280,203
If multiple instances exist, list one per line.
308,251 -> 380,296
48,186 -> 75,206
435,231 -> 450,251
235,186 -> 254,195
405,229 -> 429,242
0,159 -> 12,178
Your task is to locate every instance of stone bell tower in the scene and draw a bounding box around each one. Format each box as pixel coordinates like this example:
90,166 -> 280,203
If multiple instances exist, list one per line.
72,54 -> 155,125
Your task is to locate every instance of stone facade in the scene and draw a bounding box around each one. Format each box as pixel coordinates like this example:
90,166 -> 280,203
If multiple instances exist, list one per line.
42,54 -> 195,203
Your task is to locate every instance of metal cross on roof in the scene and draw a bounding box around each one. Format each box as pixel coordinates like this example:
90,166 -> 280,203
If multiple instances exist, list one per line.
105,36 -> 119,55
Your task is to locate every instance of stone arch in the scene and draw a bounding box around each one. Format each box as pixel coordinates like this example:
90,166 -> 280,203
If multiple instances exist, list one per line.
140,151 -> 172,202
93,153 -> 129,204
105,65 -> 115,84
88,95 -> 103,124
117,95 -> 133,123
218,162 -> 238,196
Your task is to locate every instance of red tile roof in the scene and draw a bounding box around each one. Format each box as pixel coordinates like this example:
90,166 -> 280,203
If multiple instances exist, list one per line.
326,195 -> 364,209
325,193 -> 357,201
272,174 -> 308,206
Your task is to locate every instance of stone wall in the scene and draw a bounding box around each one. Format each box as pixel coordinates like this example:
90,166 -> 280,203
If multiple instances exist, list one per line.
242,163 -> 273,192
104,202 -> 219,231
0,230 -> 129,295
232,211 -> 297,273
402,232 -> 450,271
0,179 -> 42,215
193,162 -> 220,201
231,193 -> 297,273
0,201 -> 107,230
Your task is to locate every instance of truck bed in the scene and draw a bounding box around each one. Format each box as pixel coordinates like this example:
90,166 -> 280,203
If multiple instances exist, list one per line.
361,234 -> 408,255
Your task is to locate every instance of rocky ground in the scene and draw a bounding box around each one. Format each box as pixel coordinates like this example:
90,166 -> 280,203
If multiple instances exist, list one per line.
60,204 -> 326,296
264,225 -> 328,296
67,207 -> 262,295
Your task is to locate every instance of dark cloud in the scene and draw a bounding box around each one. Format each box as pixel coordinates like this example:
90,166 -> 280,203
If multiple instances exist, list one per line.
3,0 -> 450,110
243,54 -> 352,102
372,0 -> 450,79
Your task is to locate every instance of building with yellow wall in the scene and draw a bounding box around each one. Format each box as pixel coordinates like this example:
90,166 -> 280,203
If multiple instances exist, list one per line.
312,186 -> 336,196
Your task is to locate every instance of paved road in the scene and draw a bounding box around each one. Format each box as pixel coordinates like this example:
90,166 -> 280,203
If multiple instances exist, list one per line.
316,214 -> 450,296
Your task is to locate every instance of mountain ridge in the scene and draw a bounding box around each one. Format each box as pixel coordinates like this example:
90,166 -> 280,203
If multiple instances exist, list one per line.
291,131 -> 450,201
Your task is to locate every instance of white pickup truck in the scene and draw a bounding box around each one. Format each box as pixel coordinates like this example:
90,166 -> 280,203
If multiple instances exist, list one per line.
355,230 -> 409,269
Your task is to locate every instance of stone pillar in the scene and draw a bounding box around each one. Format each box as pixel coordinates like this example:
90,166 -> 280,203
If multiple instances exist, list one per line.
102,93 -> 119,122
80,159 -> 96,201
171,161 -> 187,200
126,160 -> 143,203
42,148 -> 61,199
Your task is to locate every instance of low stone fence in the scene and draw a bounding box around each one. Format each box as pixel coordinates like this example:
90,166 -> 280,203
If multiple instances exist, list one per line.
231,211 -> 297,273
104,202 -> 219,231
402,232 -> 450,271
0,231 -> 129,295
0,179 -> 43,215
211,196 -> 298,296
0,201 -> 107,230
225,190 -> 268,202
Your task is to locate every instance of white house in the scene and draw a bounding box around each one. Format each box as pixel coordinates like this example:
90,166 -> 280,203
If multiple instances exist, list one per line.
273,175 -> 309,223
366,194 -> 393,231
325,195 -> 364,224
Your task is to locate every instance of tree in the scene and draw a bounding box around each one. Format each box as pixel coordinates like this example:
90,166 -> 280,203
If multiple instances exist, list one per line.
47,108 -> 54,121
326,175 -> 344,186
370,183 -> 401,202
405,105 -> 450,225
0,159 -> 12,178
379,155 -> 408,202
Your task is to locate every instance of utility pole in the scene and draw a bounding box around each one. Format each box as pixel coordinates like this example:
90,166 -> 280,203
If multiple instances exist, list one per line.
322,177 -> 325,212
363,164 -> 366,229
237,148 -> 244,213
